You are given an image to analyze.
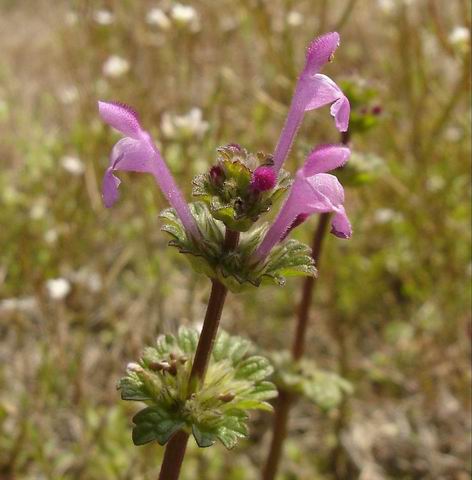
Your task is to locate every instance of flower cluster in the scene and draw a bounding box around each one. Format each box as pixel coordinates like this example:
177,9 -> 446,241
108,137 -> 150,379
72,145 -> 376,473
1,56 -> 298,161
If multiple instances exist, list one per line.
98,32 -> 352,288
192,144 -> 291,232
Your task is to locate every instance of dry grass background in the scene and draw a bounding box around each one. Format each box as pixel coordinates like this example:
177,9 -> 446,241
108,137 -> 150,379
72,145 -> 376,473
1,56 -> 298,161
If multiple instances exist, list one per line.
0,1 -> 470,479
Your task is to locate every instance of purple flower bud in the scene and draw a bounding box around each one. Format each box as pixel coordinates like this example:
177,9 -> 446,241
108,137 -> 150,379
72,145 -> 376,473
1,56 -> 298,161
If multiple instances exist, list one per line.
226,143 -> 242,152
251,166 -> 277,192
371,104 -> 383,116
209,165 -> 225,186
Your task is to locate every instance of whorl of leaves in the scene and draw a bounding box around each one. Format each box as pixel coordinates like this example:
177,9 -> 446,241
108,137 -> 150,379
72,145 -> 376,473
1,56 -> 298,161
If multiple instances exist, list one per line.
161,202 -> 317,293
118,327 -> 277,449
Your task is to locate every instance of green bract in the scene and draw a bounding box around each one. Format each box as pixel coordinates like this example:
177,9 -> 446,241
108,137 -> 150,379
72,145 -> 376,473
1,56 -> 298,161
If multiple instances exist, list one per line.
118,328 -> 277,449
160,202 -> 317,293
270,351 -> 353,410
192,145 -> 291,232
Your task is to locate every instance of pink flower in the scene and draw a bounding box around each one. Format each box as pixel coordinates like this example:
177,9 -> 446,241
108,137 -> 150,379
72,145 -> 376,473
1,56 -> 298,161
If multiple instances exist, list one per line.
98,101 -> 200,240
253,144 -> 352,262
272,32 -> 350,173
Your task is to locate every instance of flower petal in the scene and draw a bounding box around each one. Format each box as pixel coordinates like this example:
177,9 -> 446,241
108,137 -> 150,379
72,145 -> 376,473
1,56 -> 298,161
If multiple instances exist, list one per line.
102,168 -> 121,208
110,137 -> 156,174
302,144 -> 351,176
331,206 -> 352,238
330,95 -> 350,132
98,101 -> 142,139
304,74 -> 350,131
305,173 -> 345,209
305,32 -> 340,75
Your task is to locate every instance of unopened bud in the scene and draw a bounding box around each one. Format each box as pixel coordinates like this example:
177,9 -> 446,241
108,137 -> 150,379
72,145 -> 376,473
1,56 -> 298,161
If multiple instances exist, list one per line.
218,392 -> 235,402
149,361 -> 170,372
251,166 -> 276,192
209,165 -> 225,186
226,143 -> 242,152
371,104 -> 382,116
167,361 -> 178,376
126,362 -> 143,373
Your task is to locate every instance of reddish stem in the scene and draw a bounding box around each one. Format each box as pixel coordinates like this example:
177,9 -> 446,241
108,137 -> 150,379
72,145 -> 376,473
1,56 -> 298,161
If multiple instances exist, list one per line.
157,229 -> 239,480
291,213 -> 331,360
261,213 -> 331,480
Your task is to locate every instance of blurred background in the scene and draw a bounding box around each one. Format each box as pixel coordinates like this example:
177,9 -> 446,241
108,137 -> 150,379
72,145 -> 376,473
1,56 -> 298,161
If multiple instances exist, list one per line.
0,1 -> 470,479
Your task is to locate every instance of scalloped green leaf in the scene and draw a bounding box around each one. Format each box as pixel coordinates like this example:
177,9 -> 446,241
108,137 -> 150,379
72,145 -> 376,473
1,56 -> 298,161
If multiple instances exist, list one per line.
178,326 -> 199,354
235,356 -> 273,382
192,425 -> 217,448
118,377 -> 151,402
132,407 -> 184,446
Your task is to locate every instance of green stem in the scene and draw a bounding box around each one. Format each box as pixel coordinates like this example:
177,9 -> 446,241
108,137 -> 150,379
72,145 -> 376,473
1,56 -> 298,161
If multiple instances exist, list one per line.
157,229 -> 239,480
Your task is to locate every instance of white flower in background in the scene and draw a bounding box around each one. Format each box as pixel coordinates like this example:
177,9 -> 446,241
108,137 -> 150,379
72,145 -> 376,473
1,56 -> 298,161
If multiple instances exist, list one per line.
170,3 -> 200,31
0,297 -> 38,314
60,155 -> 85,176
373,208 -> 402,224
46,278 -> 71,300
146,8 -> 171,29
44,229 -> 59,245
377,0 -> 395,13
445,126 -> 462,142
377,0 -> 415,13
93,9 -> 114,25
102,55 -> 130,78
448,26 -> 470,47
161,108 -> 209,140
58,85 -> 79,104
287,11 -> 303,27
426,175 -> 445,192
3,186 -> 19,205
30,200 -> 47,220
70,268 -> 103,293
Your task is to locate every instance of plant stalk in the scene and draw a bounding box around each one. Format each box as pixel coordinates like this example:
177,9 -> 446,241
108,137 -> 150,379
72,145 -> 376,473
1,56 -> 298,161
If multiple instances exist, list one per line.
158,228 -> 239,480
262,130 -> 349,480
261,213 -> 331,480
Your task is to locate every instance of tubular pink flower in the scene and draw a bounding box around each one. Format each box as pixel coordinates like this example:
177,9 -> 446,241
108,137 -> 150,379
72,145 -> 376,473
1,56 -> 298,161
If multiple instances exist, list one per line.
253,144 -> 352,262
272,32 -> 350,173
98,101 -> 200,240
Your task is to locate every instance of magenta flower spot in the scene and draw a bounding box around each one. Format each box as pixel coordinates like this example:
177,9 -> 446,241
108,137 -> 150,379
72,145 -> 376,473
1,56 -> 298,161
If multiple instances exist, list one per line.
253,144 -> 352,262
272,32 -> 350,173
251,166 -> 277,192
98,101 -> 200,240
